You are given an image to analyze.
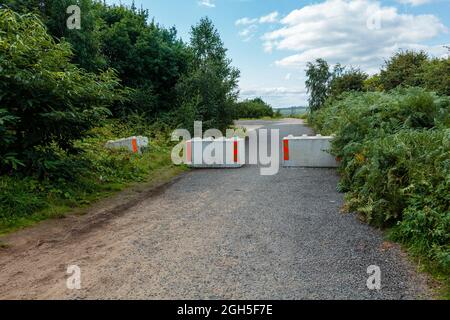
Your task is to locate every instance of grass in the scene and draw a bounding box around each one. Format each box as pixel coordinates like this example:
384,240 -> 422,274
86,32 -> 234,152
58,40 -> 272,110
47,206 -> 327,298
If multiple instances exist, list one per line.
0,120 -> 188,235
386,227 -> 450,299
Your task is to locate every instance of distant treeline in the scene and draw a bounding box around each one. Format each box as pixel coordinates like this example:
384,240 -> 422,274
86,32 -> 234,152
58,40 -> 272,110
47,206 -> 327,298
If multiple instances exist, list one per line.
235,98 -> 275,119
275,107 -> 308,116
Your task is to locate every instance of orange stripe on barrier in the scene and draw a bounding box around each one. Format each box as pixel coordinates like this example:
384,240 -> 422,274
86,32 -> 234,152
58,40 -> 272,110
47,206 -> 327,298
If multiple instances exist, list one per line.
284,139 -> 289,161
186,141 -> 192,163
132,138 -> 138,153
233,140 -> 238,163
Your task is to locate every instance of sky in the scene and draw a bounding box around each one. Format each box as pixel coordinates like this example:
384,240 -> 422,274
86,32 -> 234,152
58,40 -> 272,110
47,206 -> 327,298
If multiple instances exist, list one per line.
106,0 -> 450,108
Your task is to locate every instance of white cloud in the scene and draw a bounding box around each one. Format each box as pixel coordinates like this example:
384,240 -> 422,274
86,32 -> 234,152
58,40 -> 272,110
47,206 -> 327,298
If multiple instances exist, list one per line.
397,0 -> 433,6
235,17 -> 258,26
236,11 -> 279,26
285,73 -> 292,80
239,25 -> 258,41
198,0 -> 215,8
259,11 -> 279,24
236,11 -> 280,41
262,0 -> 448,73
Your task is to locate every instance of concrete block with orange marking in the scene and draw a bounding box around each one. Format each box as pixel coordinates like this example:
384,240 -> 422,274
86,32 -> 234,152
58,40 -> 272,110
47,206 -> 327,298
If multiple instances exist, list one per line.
186,137 -> 244,168
105,136 -> 149,154
282,134 -> 338,168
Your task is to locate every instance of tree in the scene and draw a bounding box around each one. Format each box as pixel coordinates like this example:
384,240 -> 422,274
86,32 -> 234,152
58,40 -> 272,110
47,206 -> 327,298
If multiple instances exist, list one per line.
3,0 -> 106,72
379,50 -> 428,91
305,59 -> 331,111
364,74 -> 384,92
0,9 -> 123,173
4,1 -> 192,118
329,67 -> 368,98
420,57 -> 450,96
97,4 -> 190,118
235,98 -> 274,119
177,17 -> 240,132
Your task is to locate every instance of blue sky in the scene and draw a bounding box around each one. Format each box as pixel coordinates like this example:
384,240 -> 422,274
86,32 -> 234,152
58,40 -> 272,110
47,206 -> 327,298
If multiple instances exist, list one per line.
107,0 -> 450,108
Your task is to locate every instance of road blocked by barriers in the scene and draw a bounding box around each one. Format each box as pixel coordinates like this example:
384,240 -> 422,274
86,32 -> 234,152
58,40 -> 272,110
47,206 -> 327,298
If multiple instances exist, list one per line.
282,134 -> 338,168
186,137 -> 245,168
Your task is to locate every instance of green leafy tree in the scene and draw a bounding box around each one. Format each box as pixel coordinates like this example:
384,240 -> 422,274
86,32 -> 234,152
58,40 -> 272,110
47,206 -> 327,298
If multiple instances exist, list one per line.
4,1 -> 191,118
420,56 -> 450,96
364,74 -> 384,92
0,9 -> 123,173
3,0 -> 106,72
177,17 -> 240,132
235,98 -> 274,119
379,50 -> 428,91
305,59 -> 331,111
329,67 -> 368,98
97,4 -> 190,117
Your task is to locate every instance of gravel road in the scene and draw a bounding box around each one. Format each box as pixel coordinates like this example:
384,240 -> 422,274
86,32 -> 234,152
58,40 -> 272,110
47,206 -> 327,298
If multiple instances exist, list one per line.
0,119 -> 432,299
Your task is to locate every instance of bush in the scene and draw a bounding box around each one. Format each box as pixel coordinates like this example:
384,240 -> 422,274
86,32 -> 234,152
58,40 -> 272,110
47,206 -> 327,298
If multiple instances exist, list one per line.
235,98 -> 274,119
310,88 -> 450,270
0,9 -> 124,174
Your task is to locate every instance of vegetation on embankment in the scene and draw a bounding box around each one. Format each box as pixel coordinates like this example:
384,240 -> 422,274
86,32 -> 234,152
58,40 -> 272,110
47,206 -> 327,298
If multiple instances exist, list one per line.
0,3 -> 245,233
0,119 -> 187,235
306,51 -> 450,298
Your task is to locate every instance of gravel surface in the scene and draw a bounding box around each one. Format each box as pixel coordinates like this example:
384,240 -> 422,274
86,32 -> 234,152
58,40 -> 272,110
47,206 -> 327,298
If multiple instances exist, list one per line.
0,120 -> 432,299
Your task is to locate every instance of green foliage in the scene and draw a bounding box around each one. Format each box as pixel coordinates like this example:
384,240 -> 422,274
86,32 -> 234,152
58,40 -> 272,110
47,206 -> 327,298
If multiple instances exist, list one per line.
420,57 -> 450,96
305,58 -> 331,111
235,98 -> 274,119
328,67 -> 368,99
380,50 -> 429,91
310,88 -> 450,270
3,0 -> 107,71
97,5 -> 190,117
378,49 -> 450,96
306,60 -> 367,110
0,119 -> 184,233
176,17 -> 240,133
364,74 -> 384,92
0,8 -> 124,174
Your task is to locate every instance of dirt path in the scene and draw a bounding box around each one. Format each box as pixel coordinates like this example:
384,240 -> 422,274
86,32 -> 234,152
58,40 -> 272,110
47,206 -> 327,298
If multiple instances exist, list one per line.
0,120 -> 433,299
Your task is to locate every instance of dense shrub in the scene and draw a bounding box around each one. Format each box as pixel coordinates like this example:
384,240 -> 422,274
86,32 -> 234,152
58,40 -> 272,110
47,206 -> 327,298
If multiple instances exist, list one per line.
378,49 -> 450,96
328,67 -> 368,99
0,9 -> 124,174
3,2 -> 240,126
235,98 -> 274,119
310,88 -> 450,269
380,50 -> 429,91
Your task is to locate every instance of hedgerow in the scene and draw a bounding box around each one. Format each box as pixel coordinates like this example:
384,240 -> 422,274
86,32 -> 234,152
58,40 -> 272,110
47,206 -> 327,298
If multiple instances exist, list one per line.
310,88 -> 450,271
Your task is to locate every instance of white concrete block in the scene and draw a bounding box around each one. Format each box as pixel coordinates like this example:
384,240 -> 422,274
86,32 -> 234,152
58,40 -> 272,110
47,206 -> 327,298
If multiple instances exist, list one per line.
105,136 -> 149,154
186,137 -> 245,168
283,135 -> 338,168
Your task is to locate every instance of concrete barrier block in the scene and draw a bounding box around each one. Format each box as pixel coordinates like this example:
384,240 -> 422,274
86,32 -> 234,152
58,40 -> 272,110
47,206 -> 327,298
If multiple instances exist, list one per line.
283,134 -> 338,168
105,136 -> 149,154
186,137 -> 245,168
